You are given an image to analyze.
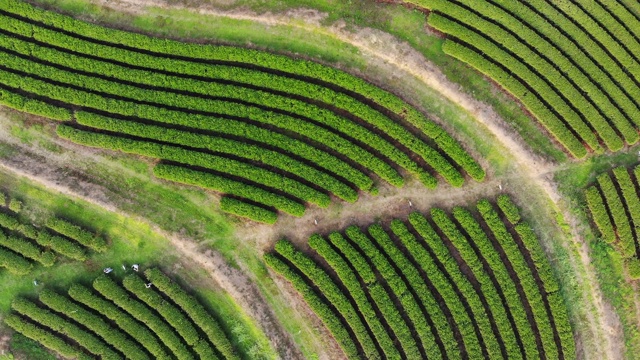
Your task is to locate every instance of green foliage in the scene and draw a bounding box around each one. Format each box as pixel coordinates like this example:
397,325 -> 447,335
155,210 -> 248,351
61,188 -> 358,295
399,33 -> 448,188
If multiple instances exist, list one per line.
0,0 -> 486,222
45,217 -> 107,252
92,275 -> 193,360
0,230 -> 54,266
3,0 -> 485,179
431,207 -> 510,359
436,16 -> 608,150
85,99 -> 376,193
526,0 -> 640,117
9,333 -> 56,360
453,205 -> 531,359
122,274 -> 217,359
403,212 -> 484,359
513,223 -> 560,294
38,289 -> 149,360
35,230 -> 86,261
496,0 -> 640,132
585,186 -> 617,244
359,224 -> 443,358
144,268 -> 239,360
329,229 -> 420,358
546,292 -> 576,360
273,239 -> 377,359
0,247 -> 32,275
627,259 -> 640,280
497,194 -> 521,224
0,212 -> 19,231
550,0 -> 640,105
266,197 -> 575,359
471,202 -> 557,359
7,199 -> 21,214
4,268 -> 246,360
76,112 -> 359,203
377,221 -> 459,358
308,233 -> 396,359
443,38 -> 588,157
482,199 -> 575,359
10,298 -> 120,359
219,197 -> 278,224
68,284 -> 172,360
263,254 -> 360,359
597,173 -> 636,257
614,168 -> 640,252
0,88 -> 71,122
152,163 -> 305,217
584,165 -> 640,309
56,125 -> 328,211
452,0 -> 636,146
0,19 -> 425,186
5,316 -> 87,360
404,0 -> 640,157
0,205 -> 111,267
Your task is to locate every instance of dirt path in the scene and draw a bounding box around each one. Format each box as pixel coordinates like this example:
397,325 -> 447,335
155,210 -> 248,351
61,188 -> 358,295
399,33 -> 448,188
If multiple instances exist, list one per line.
0,334 -> 10,355
244,175 -> 504,252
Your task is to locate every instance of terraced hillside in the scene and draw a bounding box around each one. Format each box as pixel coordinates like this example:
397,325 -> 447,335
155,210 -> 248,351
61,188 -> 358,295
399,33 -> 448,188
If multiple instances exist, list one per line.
3,0 -> 637,358
0,0 -> 484,223
6,268 -> 239,360
403,0 -> 640,158
266,196 -> 575,359
585,165 -> 640,279
0,194 -> 108,275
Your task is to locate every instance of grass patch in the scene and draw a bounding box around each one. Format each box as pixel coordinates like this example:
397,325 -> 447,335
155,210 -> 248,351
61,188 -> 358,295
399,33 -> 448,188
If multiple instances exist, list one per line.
138,7 -> 363,66
556,149 -> 640,193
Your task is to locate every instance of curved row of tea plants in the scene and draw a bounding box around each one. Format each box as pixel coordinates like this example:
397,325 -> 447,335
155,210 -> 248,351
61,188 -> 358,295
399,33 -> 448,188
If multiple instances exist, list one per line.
405,0 -> 640,157
0,198 -> 108,274
585,165 -> 640,279
5,268 -> 240,360
266,196 -> 575,359
0,0 -> 485,223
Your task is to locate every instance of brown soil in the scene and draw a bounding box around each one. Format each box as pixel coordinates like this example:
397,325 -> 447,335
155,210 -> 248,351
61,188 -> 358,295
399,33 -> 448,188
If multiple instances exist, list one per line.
0,334 -> 10,355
